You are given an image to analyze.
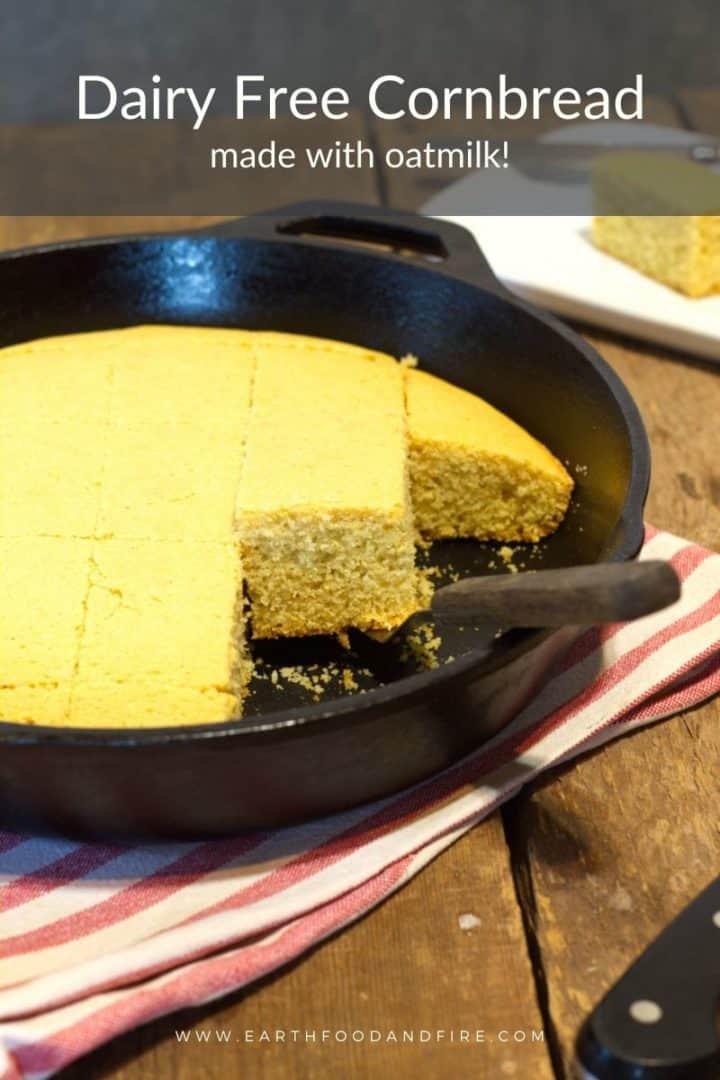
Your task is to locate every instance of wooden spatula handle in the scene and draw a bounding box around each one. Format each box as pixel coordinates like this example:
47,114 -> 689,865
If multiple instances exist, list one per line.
431,561 -> 680,627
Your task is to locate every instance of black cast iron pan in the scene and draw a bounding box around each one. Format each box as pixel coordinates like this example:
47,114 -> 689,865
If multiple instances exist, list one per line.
0,202 -> 650,838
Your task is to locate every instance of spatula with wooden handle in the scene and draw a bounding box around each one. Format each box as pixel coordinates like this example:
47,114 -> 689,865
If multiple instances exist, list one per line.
428,560 -> 680,628
362,561 -> 680,657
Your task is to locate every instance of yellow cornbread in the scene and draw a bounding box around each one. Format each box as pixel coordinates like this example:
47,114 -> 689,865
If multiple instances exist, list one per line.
406,369 -> 573,542
592,215 -> 720,298
236,338 -> 422,638
109,325 -> 256,429
0,420 -> 105,537
97,420 -> 248,542
0,538 -> 90,724
591,153 -> 720,298
1,326 -> 254,728
70,540 -> 245,727
1,324 -> 574,728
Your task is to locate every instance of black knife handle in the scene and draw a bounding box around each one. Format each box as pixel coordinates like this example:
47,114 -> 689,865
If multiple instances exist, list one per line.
576,875 -> 720,1079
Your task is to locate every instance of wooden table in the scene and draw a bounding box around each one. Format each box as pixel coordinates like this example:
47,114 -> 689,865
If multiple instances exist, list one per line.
7,92 -> 719,1080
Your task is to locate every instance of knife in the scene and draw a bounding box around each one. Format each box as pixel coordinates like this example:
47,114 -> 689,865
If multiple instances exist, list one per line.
575,875 -> 720,1079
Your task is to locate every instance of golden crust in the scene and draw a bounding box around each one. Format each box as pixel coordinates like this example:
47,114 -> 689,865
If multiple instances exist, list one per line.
406,369 -> 573,541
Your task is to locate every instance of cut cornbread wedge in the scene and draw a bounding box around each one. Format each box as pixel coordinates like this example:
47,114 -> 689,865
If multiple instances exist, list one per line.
591,153 -> 720,298
98,326 -> 254,542
406,369 -> 573,542
70,539 -> 246,728
592,214 -> 720,298
0,538 -> 91,724
236,340 -> 421,638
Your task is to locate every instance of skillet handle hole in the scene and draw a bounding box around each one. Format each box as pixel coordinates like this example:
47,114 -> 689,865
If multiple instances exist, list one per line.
276,214 -> 448,263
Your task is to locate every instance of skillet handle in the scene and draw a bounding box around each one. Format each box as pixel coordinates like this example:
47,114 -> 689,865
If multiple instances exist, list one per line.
204,201 -> 508,296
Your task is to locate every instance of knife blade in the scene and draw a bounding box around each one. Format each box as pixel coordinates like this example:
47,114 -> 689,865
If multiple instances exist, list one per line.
575,875 -> 720,1079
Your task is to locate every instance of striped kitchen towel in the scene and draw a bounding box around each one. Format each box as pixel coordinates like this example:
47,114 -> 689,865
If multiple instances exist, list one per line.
1,525 -> 718,1079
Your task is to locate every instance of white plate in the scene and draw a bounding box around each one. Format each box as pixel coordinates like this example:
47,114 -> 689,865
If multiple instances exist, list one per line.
423,124 -> 720,363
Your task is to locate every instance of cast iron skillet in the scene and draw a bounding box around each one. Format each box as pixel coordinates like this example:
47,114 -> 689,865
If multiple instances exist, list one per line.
0,202 -> 650,838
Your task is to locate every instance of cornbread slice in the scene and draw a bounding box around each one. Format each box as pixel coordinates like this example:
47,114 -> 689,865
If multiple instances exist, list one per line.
0,420 -> 106,537
591,153 -> 720,298
0,333 -> 113,427
406,369 -> 573,542
593,215 -> 720,298
0,538 -> 91,724
236,341 -> 421,638
109,325 -> 257,430
70,540 -> 245,728
97,423 -> 248,541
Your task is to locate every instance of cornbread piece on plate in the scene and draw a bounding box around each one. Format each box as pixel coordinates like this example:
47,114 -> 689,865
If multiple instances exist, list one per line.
0,538 -> 91,724
70,540 -> 246,728
406,369 -> 573,542
591,153 -> 720,298
236,338 -> 421,639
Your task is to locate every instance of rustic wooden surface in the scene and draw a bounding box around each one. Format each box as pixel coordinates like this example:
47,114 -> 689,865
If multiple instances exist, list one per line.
4,91 -> 719,1080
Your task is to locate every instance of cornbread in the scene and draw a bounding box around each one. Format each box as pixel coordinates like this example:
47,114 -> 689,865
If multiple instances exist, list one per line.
406,369 -> 573,542
591,153 -> 720,298
236,338 -> 422,638
1,326 -> 253,728
0,420 -> 105,537
0,538 -> 90,725
1,323 -> 573,729
70,540 -> 245,727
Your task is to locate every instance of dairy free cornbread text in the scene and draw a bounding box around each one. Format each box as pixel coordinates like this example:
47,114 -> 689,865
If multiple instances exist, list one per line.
1,326 -> 573,728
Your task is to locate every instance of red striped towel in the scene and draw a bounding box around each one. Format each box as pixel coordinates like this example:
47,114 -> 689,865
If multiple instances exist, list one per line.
1,525 -> 718,1079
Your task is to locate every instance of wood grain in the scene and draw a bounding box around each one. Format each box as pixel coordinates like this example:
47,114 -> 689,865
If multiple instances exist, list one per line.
60,818 -> 552,1080
511,329 -> 720,1076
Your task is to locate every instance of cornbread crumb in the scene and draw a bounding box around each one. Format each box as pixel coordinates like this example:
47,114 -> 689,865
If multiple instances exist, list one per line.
401,621 -> 443,670
399,352 -> 420,368
342,668 -> 359,692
